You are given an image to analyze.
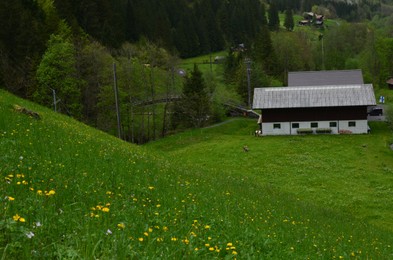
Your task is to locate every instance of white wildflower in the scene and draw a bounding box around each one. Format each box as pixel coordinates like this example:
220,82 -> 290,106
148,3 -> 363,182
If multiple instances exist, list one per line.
26,231 -> 35,239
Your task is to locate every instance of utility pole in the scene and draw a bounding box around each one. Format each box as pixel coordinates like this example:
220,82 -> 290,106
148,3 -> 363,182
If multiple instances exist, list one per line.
50,88 -> 60,112
245,58 -> 252,108
319,34 -> 325,70
113,62 -> 122,139
52,88 -> 57,112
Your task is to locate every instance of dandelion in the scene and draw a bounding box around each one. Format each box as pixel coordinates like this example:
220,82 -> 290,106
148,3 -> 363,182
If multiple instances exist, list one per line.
26,231 -> 35,239
205,225 -> 211,229
163,226 -> 168,232
47,190 -> 55,196
138,237 -> 144,242
117,223 -> 125,229
148,186 -> 154,190
144,232 -> 149,237
148,228 -> 153,233
232,251 -> 238,255
182,238 -> 189,245
19,217 -> 26,222
171,237 -> 178,241
227,242 -> 233,247
102,207 -> 110,212
157,237 -> 163,242
209,247 -> 215,251
7,196 -> 15,201
37,190 -> 43,195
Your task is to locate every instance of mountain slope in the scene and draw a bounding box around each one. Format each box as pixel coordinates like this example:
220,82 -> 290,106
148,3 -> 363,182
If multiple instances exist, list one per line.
1,89 -> 393,258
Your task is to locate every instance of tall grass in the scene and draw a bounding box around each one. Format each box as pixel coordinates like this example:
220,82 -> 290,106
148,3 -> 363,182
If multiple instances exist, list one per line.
1,90 -> 393,259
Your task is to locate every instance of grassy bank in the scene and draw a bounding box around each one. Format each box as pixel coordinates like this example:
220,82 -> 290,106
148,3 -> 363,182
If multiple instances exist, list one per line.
1,89 -> 393,259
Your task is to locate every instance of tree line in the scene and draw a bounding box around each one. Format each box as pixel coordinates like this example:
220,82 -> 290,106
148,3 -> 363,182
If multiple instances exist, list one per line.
0,0 -> 392,143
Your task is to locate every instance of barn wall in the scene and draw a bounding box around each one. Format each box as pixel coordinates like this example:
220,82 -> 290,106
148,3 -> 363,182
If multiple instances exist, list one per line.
262,106 -> 368,122
261,120 -> 369,135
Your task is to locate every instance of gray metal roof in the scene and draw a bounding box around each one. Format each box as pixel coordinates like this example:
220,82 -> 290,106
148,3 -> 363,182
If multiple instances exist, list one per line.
253,84 -> 376,109
288,70 -> 364,86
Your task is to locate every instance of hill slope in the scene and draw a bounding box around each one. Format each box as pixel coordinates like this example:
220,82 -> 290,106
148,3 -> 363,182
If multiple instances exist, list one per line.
1,90 -> 393,258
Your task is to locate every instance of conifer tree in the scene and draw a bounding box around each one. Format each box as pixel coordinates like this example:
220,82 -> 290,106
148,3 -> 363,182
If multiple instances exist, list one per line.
284,9 -> 294,31
173,64 -> 211,128
268,3 -> 280,31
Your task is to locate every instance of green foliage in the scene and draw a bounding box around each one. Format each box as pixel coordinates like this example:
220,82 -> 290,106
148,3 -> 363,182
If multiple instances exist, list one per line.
284,9 -> 295,31
35,32 -> 83,118
173,65 -> 211,129
268,3 -> 280,31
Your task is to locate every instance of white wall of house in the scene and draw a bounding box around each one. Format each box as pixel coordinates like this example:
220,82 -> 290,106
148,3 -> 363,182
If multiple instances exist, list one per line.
261,120 -> 369,135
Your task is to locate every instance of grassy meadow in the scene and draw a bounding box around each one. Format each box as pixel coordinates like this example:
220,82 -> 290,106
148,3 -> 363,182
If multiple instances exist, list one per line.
1,89 -> 393,259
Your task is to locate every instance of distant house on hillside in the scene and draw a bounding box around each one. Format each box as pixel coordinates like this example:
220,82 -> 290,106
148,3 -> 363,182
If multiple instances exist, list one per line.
299,12 -> 324,27
252,70 -> 376,135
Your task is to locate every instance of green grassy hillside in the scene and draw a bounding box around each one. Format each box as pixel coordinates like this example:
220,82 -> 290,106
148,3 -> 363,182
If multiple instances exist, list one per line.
1,89 -> 393,259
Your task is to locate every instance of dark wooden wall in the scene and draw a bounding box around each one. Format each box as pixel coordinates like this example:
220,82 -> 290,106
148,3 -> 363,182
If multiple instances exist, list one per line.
262,106 -> 367,122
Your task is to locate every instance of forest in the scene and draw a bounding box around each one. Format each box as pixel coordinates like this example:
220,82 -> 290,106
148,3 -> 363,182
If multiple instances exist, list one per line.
1,0 -> 393,143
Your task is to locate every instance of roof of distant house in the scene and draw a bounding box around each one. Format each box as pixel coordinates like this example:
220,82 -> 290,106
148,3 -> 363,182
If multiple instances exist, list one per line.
253,84 -> 376,109
288,70 -> 364,86
387,78 -> 393,85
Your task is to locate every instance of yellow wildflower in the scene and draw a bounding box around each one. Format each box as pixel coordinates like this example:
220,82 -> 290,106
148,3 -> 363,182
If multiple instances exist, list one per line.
37,190 -> 43,195
102,207 -> 110,212
117,223 -> 125,229
209,247 -> 214,251
13,214 -> 21,221
144,232 -> 149,237
19,217 -> 26,222
227,242 -> 233,247
47,190 -> 55,196
138,237 -> 144,242
7,196 -> 15,201
205,225 -> 211,229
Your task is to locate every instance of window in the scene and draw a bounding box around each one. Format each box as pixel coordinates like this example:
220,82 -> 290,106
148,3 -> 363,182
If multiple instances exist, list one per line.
273,123 -> 281,129
311,122 -> 318,128
329,122 -> 337,127
348,121 -> 356,127
292,123 -> 299,129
